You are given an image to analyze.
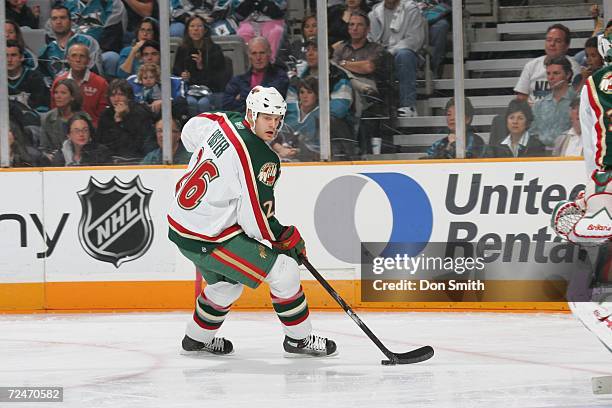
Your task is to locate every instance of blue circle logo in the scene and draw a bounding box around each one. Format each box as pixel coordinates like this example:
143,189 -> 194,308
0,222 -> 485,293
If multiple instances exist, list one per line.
314,172 -> 433,263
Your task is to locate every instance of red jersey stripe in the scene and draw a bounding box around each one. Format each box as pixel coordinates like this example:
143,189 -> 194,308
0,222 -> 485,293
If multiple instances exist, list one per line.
168,215 -> 242,242
586,77 -> 605,169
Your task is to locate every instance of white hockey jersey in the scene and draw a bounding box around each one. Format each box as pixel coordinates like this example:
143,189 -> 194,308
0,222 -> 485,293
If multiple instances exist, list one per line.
167,112 -> 285,252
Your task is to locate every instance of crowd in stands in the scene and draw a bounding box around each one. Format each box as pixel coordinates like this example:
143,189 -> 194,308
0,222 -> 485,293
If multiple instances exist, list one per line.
2,0 -> 609,167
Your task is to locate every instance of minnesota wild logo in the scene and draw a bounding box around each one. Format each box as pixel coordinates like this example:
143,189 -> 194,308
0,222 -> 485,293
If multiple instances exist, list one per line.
257,162 -> 278,187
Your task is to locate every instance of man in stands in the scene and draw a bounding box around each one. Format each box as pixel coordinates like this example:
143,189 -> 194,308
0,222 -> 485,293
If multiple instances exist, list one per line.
51,43 -> 108,127
514,23 -> 582,103
62,0 -> 127,76
368,0 -> 426,118
7,40 -> 49,113
529,56 -> 576,148
333,11 -> 387,153
222,37 -> 288,112
333,11 -> 385,93
39,4 -> 102,84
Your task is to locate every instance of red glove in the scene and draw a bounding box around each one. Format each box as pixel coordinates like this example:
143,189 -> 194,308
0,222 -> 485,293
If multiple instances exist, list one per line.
272,226 -> 306,264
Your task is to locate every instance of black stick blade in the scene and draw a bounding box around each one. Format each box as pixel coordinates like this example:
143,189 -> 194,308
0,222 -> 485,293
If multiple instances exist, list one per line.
381,346 -> 434,365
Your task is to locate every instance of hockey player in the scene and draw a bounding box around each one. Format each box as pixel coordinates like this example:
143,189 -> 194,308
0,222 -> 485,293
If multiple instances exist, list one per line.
167,85 -> 337,357
551,27 -> 612,393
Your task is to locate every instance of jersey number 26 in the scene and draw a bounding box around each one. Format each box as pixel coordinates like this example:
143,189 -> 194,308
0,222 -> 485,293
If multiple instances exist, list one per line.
176,150 -> 219,210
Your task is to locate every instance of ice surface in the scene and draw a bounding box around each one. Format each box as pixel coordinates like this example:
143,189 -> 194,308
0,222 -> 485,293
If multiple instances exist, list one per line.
1,311 -> 611,407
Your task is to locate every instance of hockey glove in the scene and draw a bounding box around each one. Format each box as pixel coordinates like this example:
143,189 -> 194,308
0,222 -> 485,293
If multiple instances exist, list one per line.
272,226 -> 306,264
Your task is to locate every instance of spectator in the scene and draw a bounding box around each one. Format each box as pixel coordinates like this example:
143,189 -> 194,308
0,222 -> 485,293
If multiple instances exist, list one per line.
422,1 -> 451,78
171,0 -> 236,38
132,63 -> 162,112
172,15 -> 226,115
5,19 -> 38,70
573,4 -> 604,66
117,17 -> 159,78
278,14 -> 317,76
62,0 -> 127,74
333,11 -> 387,153
328,0 -> 370,47
285,40 -> 355,159
6,0 -> 38,29
127,62 -> 187,114
122,0 -> 158,39
50,113 -> 110,166
142,117 -> 191,164
291,38 -> 353,124
572,36 -> 604,91
368,0 -> 426,118
272,76 -> 318,161
171,0 -> 211,38
96,79 -> 155,161
514,23 -> 581,103
425,97 -> 485,159
552,97 -> 582,157
222,36 -> 288,112
39,4 -> 102,83
485,100 -> 546,158
227,0 -> 287,60
40,78 -> 91,156
333,11 -> 385,89
7,40 -> 49,112
51,43 -> 108,127
7,121 -> 47,167
529,56 -> 576,148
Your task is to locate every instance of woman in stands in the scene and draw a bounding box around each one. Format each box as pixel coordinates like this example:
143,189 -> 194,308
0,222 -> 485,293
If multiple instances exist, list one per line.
5,19 -> 38,71
96,79 -> 156,162
117,17 -> 160,78
425,97 -> 485,159
172,15 -> 226,116
485,99 -> 546,158
278,15 -> 316,76
40,79 -> 90,157
51,113 -> 110,166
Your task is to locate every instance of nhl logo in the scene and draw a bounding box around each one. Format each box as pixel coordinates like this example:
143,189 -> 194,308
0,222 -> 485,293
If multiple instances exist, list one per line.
77,176 -> 154,267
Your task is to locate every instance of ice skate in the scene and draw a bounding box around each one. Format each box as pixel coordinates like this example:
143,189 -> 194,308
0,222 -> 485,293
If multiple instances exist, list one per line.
283,334 -> 337,357
181,335 -> 234,355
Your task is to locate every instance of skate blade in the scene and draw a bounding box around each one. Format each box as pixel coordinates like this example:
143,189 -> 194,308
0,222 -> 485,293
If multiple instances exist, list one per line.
592,376 -> 612,394
180,348 -> 235,356
283,350 -> 339,359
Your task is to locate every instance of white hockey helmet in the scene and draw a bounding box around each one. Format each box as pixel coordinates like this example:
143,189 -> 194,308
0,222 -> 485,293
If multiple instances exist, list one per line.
597,24 -> 612,66
245,86 -> 287,131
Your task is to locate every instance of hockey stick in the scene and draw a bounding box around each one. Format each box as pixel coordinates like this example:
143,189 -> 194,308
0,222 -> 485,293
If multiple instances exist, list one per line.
302,258 -> 434,365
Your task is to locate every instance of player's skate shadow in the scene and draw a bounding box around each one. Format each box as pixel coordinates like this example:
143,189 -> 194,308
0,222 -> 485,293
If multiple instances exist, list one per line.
181,356 -> 365,385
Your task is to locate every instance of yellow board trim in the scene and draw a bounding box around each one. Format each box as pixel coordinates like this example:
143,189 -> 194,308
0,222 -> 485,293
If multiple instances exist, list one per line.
0,280 -> 569,313
0,157 -> 584,173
